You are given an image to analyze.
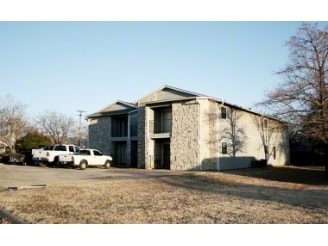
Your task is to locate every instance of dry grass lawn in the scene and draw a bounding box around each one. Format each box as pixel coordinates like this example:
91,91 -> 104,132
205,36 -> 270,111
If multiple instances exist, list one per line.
1,166 -> 328,224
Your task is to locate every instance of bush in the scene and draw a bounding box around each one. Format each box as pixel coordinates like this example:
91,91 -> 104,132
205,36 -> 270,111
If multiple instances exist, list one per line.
251,159 -> 267,168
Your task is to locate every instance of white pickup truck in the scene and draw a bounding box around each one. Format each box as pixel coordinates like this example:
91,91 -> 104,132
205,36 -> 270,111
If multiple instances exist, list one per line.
58,149 -> 112,170
32,144 -> 80,167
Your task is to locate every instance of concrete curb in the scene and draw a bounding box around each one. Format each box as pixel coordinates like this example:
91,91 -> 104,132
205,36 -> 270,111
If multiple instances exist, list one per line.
7,184 -> 47,190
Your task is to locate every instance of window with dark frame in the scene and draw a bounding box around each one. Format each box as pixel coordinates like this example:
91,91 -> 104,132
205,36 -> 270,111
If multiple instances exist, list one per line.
111,116 -> 128,137
273,146 -> 276,160
263,119 -> 268,129
93,150 -> 102,156
222,142 -> 227,154
221,107 -> 227,119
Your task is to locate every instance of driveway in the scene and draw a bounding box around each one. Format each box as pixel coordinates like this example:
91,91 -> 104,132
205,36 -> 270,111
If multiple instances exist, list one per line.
0,163 -> 185,189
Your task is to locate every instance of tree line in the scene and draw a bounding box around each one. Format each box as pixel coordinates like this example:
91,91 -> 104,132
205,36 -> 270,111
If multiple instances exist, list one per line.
0,95 -> 87,154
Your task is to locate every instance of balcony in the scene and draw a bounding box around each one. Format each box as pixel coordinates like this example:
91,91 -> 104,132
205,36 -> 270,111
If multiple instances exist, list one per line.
149,119 -> 172,138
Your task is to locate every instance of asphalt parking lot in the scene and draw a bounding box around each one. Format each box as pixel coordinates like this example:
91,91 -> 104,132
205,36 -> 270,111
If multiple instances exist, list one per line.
0,163 -> 184,189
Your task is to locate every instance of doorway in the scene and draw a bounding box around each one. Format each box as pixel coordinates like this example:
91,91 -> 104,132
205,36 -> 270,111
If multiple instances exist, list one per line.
154,140 -> 170,170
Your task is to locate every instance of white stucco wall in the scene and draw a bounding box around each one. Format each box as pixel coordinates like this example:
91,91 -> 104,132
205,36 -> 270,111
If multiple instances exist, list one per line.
216,104 -> 289,170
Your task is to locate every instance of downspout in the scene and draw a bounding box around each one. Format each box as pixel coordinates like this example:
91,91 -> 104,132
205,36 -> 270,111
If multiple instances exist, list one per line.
217,100 -> 224,171
197,98 -> 202,171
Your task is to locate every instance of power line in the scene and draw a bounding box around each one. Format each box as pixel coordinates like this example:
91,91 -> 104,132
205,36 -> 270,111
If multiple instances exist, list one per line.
77,110 -> 86,147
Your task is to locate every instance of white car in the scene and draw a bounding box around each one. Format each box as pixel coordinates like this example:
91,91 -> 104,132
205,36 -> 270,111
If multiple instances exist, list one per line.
58,149 -> 112,170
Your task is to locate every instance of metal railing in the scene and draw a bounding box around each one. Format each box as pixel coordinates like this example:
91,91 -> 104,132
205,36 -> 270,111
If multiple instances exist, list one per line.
149,120 -> 172,134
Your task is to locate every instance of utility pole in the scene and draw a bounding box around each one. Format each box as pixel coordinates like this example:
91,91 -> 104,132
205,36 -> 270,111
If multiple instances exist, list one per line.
77,110 -> 86,147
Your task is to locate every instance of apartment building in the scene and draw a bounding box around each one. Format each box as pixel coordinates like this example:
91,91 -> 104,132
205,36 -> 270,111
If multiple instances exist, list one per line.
87,85 -> 289,170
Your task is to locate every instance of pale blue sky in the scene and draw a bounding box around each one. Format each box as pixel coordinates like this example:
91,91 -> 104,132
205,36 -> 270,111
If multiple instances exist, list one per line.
0,21 -> 324,119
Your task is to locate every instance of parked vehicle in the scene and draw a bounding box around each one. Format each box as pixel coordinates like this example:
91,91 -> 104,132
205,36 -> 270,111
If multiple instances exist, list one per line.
32,144 -> 80,167
58,149 -> 112,170
0,153 -> 26,165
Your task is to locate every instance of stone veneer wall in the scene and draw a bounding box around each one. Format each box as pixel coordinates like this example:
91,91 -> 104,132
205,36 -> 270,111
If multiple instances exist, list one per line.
88,117 -> 111,155
170,100 -> 200,170
137,106 -> 146,168
144,107 -> 154,169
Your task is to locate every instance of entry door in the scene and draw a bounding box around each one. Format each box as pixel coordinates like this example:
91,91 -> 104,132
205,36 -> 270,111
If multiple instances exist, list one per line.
163,143 -> 170,169
114,143 -> 127,166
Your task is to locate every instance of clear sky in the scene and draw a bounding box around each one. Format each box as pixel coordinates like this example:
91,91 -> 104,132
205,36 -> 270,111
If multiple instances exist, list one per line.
1,21 -> 327,120
1,0 -> 326,243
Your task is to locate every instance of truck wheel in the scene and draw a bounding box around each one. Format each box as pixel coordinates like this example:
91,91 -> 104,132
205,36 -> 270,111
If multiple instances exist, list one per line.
79,161 -> 87,170
54,157 -> 60,168
39,161 -> 46,167
104,161 -> 111,169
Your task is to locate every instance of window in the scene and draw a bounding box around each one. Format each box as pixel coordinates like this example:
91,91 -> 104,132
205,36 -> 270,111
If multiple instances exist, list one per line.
221,107 -> 227,119
54,145 -> 66,151
111,116 -> 128,137
273,146 -> 276,160
130,120 -> 138,137
263,119 -> 268,129
79,150 -> 90,155
222,142 -> 227,154
152,107 -> 172,133
93,150 -> 102,156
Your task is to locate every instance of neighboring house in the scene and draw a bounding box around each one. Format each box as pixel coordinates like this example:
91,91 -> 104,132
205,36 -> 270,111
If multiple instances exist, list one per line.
87,85 -> 290,171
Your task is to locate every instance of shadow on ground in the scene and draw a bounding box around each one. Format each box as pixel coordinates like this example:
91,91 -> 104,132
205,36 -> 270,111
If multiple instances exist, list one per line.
154,171 -> 328,211
88,166 -> 328,210
223,165 -> 328,185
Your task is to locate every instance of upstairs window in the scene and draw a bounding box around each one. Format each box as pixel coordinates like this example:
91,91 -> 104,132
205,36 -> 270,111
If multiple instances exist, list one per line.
263,119 -> 268,129
273,146 -> 276,160
222,142 -> 227,154
221,107 -> 227,119
130,117 -> 138,137
111,116 -> 128,137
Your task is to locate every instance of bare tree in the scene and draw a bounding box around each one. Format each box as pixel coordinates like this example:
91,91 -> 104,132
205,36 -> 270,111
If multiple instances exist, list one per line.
258,23 -> 328,177
206,107 -> 247,157
220,108 -> 247,157
0,95 -> 28,153
36,111 -> 76,144
252,115 -> 284,162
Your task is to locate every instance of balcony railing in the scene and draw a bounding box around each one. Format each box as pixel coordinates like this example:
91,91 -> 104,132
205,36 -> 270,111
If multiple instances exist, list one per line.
149,120 -> 172,134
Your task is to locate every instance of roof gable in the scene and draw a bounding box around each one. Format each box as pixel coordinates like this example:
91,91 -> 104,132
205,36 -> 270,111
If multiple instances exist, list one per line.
101,100 -> 136,112
88,100 -> 137,118
135,85 -> 205,105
